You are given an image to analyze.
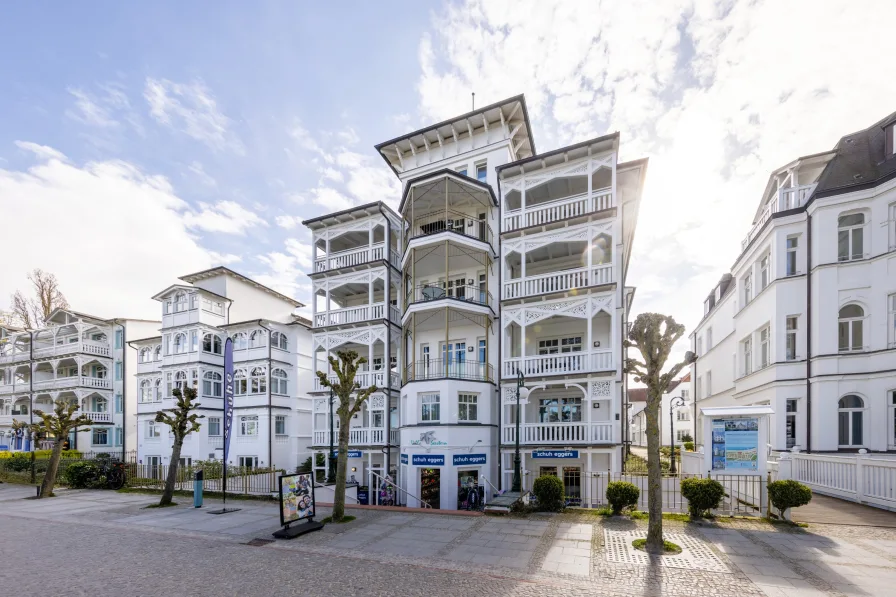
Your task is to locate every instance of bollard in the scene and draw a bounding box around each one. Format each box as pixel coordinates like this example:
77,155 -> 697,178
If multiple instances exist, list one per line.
194,469 -> 204,508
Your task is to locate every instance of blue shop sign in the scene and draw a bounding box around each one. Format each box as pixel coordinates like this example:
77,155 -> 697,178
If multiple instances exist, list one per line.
333,450 -> 363,458
0,445 -> 8,451
532,449 -> 579,459
453,453 -> 487,466
412,454 -> 445,466
400,454 -> 408,465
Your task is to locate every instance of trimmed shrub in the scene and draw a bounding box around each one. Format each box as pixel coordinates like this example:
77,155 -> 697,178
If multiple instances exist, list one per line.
533,475 -> 565,512
681,477 -> 725,518
64,461 -> 101,488
6,453 -> 31,472
606,481 -> 640,515
683,441 -> 695,452
767,480 -> 812,519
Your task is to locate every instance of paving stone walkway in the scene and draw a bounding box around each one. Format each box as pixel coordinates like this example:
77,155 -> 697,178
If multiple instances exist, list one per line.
3,484 -> 896,596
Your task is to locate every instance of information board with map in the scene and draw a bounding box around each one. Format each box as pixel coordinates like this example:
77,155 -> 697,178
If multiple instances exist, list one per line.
711,417 -> 759,471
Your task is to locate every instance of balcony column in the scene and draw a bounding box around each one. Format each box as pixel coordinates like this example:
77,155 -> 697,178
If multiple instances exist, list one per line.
521,178 -> 526,228
312,234 -> 317,271
325,236 -> 330,271
587,156 -> 593,211
325,282 -> 331,327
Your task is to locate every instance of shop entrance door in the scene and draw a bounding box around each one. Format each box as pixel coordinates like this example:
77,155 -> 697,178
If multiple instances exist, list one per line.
420,468 -> 440,509
457,469 -> 482,510
563,467 -> 582,506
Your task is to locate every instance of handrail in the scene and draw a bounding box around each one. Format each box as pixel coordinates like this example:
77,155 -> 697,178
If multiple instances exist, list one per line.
479,475 -> 500,505
405,359 -> 493,382
404,209 -> 494,248
406,283 -> 493,309
370,470 -> 432,508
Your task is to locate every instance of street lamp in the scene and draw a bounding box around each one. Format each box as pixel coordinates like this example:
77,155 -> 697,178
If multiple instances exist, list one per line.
511,369 -> 530,493
328,389 -> 336,483
669,396 -> 686,474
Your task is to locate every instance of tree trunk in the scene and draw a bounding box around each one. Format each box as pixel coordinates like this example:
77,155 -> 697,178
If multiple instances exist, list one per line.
332,420 -> 351,522
39,437 -> 66,498
645,388 -> 663,552
160,438 -> 183,506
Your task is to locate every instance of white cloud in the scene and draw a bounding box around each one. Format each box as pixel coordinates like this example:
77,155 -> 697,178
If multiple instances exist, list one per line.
275,215 -> 303,230
0,146 -> 232,319
416,0 -> 896,365
66,87 -> 119,127
187,161 -> 217,187
255,238 -> 314,304
182,200 -> 268,235
145,77 -> 244,154
14,141 -> 67,162
310,186 -> 354,211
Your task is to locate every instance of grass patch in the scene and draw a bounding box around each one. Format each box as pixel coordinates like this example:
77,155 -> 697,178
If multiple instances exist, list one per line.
321,515 -> 356,524
632,538 -> 682,555
143,502 -> 179,508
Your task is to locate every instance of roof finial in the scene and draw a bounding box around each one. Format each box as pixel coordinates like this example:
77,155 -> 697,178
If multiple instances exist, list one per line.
472,92 -> 475,110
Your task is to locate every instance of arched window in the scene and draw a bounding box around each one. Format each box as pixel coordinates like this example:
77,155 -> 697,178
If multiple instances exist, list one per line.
249,330 -> 264,348
271,331 -> 288,351
203,333 -> 222,355
140,380 -> 152,403
232,332 -> 248,350
174,291 -> 188,313
154,378 -> 162,401
838,304 -> 864,352
154,345 -> 162,361
251,367 -> 267,394
838,395 -> 865,447
838,213 -> 864,261
174,333 -> 187,354
203,371 -> 223,397
171,370 -> 187,395
271,368 -> 288,395
234,369 -> 248,395
139,347 -> 152,363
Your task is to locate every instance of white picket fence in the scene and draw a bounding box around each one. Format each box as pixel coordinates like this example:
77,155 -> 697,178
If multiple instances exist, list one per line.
783,453 -> 896,511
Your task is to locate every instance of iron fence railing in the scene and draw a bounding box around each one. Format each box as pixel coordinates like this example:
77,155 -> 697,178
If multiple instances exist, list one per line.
405,210 -> 494,248
405,283 -> 494,310
404,359 -> 493,382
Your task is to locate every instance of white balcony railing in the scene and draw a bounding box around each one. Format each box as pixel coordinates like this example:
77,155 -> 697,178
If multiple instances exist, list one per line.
0,351 -> 30,364
502,349 -> 613,378
501,422 -> 614,444
29,376 -> 111,391
314,303 -> 387,327
502,189 -> 614,232
81,411 -> 112,424
315,243 -> 386,272
0,384 -> 15,395
503,263 -> 613,299
313,371 -> 400,392
81,377 -> 112,389
31,340 -> 112,359
741,183 -> 816,251
312,427 -> 396,446
0,414 -> 12,426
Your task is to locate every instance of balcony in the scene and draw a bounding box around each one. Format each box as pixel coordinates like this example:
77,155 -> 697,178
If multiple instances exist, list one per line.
405,284 -> 494,311
503,189 -> 614,232
404,359 -> 493,383
0,414 -> 12,426
312,428 -> 399,446
314,303 -> 399,327
313,370 -> 400,393
30,376 -> 112,391
81,411 -> 113,424
31,340 -> 111,359
502,350 -> 613,378
315,243 -> 399,273
502,421 -> 614,444
503,264 -> 612,300
405,210 -> 494,250
0,351 -> 29,364
741,183 -> 816,251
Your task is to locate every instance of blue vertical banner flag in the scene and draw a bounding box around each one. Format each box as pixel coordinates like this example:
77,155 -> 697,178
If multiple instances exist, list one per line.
223,337 -> 234,464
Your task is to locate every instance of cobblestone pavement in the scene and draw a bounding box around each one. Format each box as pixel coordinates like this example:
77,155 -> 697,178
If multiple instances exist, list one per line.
2,484 -> 896,596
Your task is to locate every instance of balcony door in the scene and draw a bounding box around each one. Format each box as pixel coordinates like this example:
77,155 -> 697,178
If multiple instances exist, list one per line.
441,341 -> 466,377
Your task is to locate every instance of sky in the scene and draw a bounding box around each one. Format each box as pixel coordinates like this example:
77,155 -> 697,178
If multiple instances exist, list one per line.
2,0 -> 895,365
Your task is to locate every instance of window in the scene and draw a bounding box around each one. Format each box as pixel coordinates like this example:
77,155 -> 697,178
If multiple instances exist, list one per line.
249,330 -> 264,348
476,162 -> 487,183
92,428 -> 109,446
786,236 -> 799,275
743,273 -> 753,305
838,213 -> 864,261
838,304 -> 864,352
114,361 -> 122,381
234,369 -> 248,395
838,395 -> 864,447
458,393 -> 478,421
676,429 -> 689,441
538,336 -> 582,354
421,393 -> 440,422
456,166 -> 468,177
115,329 -> 123,350
743,336 -> 753,376
759,327 -> 769,368
889,294 -> 896,348
786,399 -> 798,449
251,367 -> 267,394
232,332 -> 248,350
179,457 -> 193,469
271,331 -> 288,350
190,294 -> 199,310
191,330 -> 198,352
168,370 -> 188,396
275,415 -> 287,436
697,337 -> 703,355
706,328 -> 713,351
146,421 -> 161,438
890,391 -> 896,448
203,333 -> 222,355
890,203 -> 896,250
676,409 -> 690,422
538,397 -> 582,423
238,456 -> 258,469
154,346 -> 162,361
203,371 -> 223,397
271,368 -> 288,395
139,347 -> 152,363
174,292 -> 188,313
140,380 -> 153,403
681,389 -> 689,401
759,255 -> 769,290
784,316 -> 799,360
240,416 -> 259,436
114,427 -> 123,447
173,333 -> 187,354
115,394 -> 123,413
539,466 -> 558,477
208,417 -> 221,437
696,377 -> 703,400
705,371 -> 712,397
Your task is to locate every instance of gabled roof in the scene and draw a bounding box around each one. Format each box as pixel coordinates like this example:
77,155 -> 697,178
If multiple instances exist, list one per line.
628,388 -> 648,403
398,168 -> 498,213
302,201 -> 400,229
150,283 -> 231,303
178,267 -> 304,308
497,131 -> 620,177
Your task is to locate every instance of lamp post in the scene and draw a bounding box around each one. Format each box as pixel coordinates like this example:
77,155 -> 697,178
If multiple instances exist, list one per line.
512,369 -> 529,493
669,396 -> 685,474
328,389 -> 336,483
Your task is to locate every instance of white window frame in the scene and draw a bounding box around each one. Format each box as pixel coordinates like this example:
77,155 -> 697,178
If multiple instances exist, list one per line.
889,294 -> 896,349
838,212 -> 865,262
203,371 -> 223,398
743,272 -> 753,306
786,316 -> 799,361
275,415 -> 287,436
838,304 -> 865,352
458,392 -> 478,422
759,254 -> 769,290
271,368 -> 288,395
786,236 -> 799,276
742,336 -> 753,376
759,327 -> 769,368
208,417 -> 222,437
421,393 -> 440,422
538,335 -> 582,355
240,415 -> 259,436
146,420 -> 161,439
838,395 -> 865,448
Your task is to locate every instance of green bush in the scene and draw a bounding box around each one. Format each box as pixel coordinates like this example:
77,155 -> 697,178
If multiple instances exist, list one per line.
681,433 -> 693,444
606,481 -> 640,515
297,456 -> 313,473
64,461 -> 101,488
532,475 -> 565,512
683,441 -> 695,452
5,453 -> 32,472
767,480 -> 812,519
681,477 -> 725,518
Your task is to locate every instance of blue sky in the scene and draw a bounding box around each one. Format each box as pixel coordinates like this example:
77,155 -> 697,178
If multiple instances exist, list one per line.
2,1 -> 895,364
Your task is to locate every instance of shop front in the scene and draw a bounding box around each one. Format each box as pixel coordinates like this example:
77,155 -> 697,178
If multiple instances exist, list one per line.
402,451 -> 491,510
500,447 -> 616,507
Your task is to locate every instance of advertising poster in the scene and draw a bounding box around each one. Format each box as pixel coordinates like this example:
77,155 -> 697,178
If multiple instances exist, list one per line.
711,418 -> 759,471
279,473 -> 315,526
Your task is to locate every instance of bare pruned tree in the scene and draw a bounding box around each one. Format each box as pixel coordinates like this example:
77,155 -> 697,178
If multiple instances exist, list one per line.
10,269 -> 70,329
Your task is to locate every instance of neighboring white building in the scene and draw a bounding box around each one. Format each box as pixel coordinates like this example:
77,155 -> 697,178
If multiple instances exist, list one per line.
307,95 -> 647,509
628,375 -> 693,448
691,112 -> 896,454
0,310 -> 159,455
133,267 -> 313,472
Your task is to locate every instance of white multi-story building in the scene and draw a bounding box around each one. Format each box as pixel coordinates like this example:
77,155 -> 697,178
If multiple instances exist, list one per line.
306,95 -> 646,509
691,112 -> 896,453
629,376 -> 692,447
0,310 -> 158,455
303,203 -> 403,490
133,267 -> 313,472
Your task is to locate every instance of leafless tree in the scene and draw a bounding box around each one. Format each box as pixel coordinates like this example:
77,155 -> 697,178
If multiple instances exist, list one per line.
10,269 -> 70,329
